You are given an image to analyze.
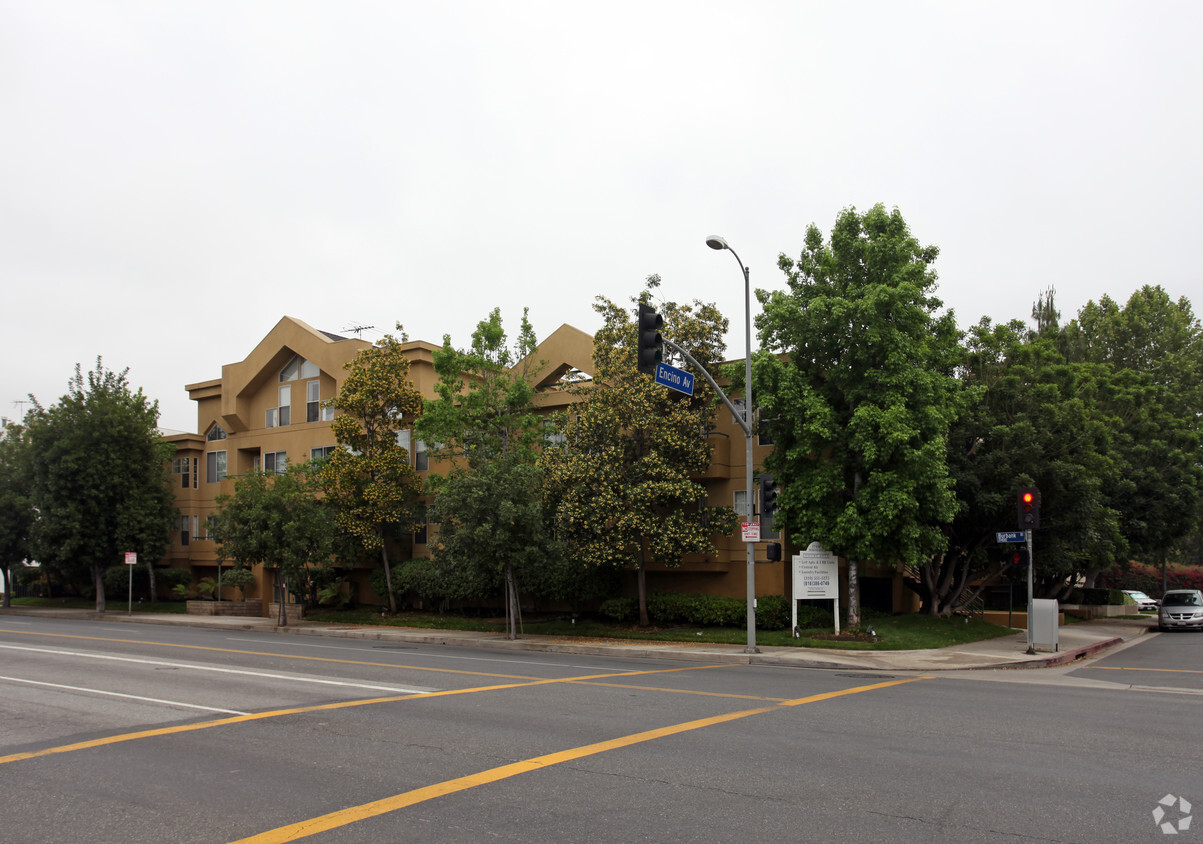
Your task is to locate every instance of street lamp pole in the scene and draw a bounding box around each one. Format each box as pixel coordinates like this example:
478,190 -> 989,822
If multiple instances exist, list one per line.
706,235 -> 758,654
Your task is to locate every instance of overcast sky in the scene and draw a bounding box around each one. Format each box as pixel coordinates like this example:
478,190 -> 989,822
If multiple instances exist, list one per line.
4,1 -> 1201,432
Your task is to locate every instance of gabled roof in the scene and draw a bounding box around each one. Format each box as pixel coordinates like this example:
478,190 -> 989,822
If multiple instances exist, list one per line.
197,316 -> 371,434
520,324 -> 595,390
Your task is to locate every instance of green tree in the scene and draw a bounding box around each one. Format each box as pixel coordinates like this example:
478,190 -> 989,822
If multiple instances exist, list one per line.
0,423 -> 36,607
416,308 -> 558,639
943,317 -> 1126,606
211,463 -> 335,625
1065,286 -> 1202,584
320,327 -> 424,613
755,205 -> 963,625
543,279 -> 738,627
25,360 -> 175,612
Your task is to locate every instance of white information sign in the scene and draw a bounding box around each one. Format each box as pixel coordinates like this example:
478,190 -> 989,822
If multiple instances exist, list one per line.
741,522 -> 760,542
791,541 -> 840,634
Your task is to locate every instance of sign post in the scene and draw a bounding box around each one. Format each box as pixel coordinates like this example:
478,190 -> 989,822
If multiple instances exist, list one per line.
124,551 -> 137,615
792,542 -> 840,635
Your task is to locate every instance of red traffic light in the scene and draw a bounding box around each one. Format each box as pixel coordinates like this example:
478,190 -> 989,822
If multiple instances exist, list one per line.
1017,487 -> 1040,529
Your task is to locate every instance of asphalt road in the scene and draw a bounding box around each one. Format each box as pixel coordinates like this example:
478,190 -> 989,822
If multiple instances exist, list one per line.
0,616 -> 1199,843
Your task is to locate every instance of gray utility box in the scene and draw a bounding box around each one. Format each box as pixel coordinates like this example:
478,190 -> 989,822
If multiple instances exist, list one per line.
1031,598 -> 1060,652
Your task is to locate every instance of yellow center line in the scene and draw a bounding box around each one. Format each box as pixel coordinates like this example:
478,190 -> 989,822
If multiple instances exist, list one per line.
1087,673 -> 1203,678
230,675 -> 933,844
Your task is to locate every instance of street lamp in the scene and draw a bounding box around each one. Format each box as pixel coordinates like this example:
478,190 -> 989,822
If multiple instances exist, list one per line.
706,235 -> 758,654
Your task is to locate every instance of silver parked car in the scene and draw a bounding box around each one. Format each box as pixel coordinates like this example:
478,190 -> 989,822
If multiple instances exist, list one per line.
1158,589 -> 1203,631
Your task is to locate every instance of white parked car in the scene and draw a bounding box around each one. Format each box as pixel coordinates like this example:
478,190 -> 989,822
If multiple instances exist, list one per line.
1122,590 -> 1159,612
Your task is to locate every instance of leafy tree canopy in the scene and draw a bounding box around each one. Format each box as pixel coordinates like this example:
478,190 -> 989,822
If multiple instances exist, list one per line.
24,360 -> 175,611
543,278 -> 738,626
321,326 -> 424,613
754,205 -> 963,622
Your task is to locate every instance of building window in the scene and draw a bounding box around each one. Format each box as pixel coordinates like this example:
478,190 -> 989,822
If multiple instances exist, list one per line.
311,446 -> 336,462
413,503 -> 428,545
543,419 -> 565,448
415,439 -> 429,472
263,451 -> 287,475
305,380 -> 332,423
179,515 -> 191,546
172,457 -> 191,489
281,355 -> 319,383
733,489 -> 748,517
192,457 -> 198,490
204,515 -> 217,539
206,424 -> 227,442
396,429 -> 411,454
278,384 -> 291,426
206,451 -> 227,483
280,355 -> 300,383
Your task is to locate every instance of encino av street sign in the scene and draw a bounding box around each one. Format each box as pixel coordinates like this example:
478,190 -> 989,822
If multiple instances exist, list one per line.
654,362 -> 695,396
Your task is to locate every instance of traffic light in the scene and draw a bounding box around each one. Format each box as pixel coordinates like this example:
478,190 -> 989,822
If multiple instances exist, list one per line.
766,542 -> 782,562
637,303 -> 663,376
1017,486 -> 1041,530
1009,547 -> 1030,567
759,473 -> 779,519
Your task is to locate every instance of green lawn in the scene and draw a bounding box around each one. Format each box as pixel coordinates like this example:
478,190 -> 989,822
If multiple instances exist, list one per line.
305,608 -> 1017,651
6,597 -> 1018,651
7,597 -> 186,614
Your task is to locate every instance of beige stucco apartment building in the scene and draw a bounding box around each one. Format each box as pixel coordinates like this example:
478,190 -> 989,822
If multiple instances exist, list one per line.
162,316 -> 912,616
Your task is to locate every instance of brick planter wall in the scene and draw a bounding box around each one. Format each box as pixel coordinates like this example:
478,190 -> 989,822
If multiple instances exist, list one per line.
186,600 -> 264,617
267,602 -> 305,623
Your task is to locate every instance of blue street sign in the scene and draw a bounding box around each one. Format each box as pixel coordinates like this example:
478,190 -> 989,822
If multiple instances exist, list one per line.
995,531 -> 1026,543
654,362 -> 695,396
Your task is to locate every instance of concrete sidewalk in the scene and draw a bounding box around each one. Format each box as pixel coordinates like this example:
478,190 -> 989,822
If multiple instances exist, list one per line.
0,606 -> 1154,672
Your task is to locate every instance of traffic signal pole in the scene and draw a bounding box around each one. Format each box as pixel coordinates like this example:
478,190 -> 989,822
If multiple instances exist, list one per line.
1025,529 -> 1035,654
661,333 -> 759,654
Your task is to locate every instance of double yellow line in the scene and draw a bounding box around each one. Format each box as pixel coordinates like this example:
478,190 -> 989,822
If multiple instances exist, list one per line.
0,626 -> 930,842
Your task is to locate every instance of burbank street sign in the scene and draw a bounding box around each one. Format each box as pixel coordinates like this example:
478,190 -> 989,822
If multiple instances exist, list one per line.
995,531 -> 1026,543
654,362 -> 695,396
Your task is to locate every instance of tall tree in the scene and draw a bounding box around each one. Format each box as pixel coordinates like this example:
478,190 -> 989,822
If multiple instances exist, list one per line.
24,360 -> 175,611
942,317 -> 1126,606
1064,286 -> 1202,583
0,423 -> 36,607
211,463 -> 335,625
320,327 -> 424,613
754,205 -> 963,625
416,309 -> 557,639
543,278 -> 737,627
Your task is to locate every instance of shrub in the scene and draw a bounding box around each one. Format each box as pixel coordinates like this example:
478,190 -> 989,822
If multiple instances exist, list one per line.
221,566 -> 256,599
793,603 -> 835,630
598,597 -> 637,622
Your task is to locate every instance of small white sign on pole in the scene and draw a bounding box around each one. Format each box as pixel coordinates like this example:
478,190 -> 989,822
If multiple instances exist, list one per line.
792,541 -> 840,635
124,551 -> 137,615
741,522 -> 760,543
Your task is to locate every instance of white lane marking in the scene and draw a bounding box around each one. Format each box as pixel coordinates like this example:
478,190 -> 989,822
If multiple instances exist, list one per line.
0,644 -> 434,695
223,637 -> 631,672
0,674 -> 249,714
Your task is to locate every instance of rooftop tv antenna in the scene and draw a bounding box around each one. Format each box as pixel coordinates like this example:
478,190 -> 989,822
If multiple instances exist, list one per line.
343,324 -> 375,338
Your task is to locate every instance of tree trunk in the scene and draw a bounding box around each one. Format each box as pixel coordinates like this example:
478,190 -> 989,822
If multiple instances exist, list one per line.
277,574 -> 287,626
846,558 -> 860,628
146,561 -> 158,603
504,564 -> 521,640
380,534 -> 396,614
636,562 -> 649,628
93,562 -> 106,613
2,566 -> 10,608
